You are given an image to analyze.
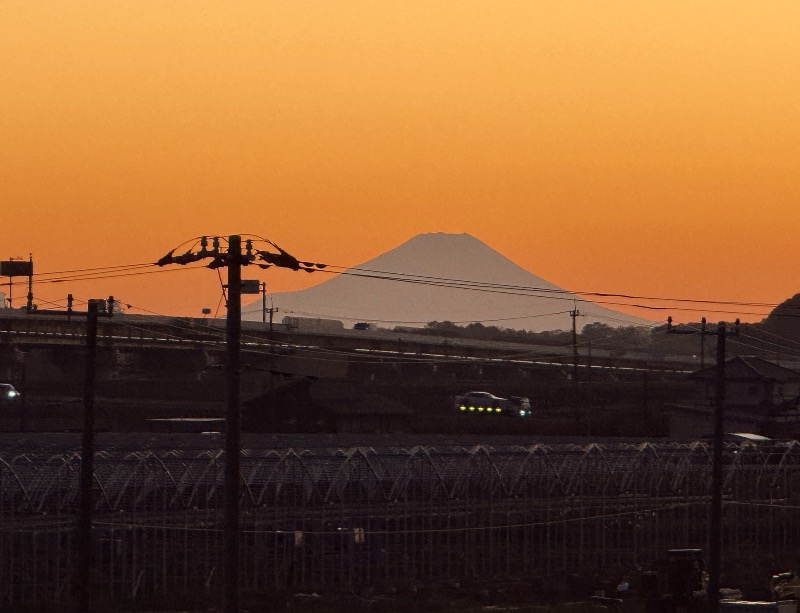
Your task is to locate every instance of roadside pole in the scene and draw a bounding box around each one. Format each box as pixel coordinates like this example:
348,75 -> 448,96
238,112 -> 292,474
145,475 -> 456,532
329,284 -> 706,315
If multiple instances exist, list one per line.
76,299 -> 99,612
224,236 -> 242,613
156,234 -> 325,612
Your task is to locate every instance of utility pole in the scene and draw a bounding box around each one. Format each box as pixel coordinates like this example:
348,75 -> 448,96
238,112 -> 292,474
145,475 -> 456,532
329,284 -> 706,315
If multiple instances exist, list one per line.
17,363 -> 27,433
76,299 -> 99,612
266,303 -> 278,332
23,295 -> 114,610
570,306 -> 581,430
157,235 -> 324,613
642,369 -> 649,431
26,254 -> 34,311
700,317 -> 707,369
224,236 -> 242,613
708,322 -> 727,613
667,316 -> 739,613
570,306 -> 581,382
260,283 -> 278,333
260,282 -> 267,323
586,342 -> 592,436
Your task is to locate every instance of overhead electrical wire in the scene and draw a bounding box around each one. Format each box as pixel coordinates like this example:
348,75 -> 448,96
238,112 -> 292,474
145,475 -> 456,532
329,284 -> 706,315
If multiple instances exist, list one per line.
323,263 -> 787,309
729,335 -> 800,361
8,295 -> 747,376
18,276 -> 793,358
739,326 -> 800,350
33,262 -> 155,277
116,302 -> 704,373
10,248 -> 800,321
115,300 -> 713,372
7,261 -> 786,319
32,272 -> 793,368
7,263 -> 208,288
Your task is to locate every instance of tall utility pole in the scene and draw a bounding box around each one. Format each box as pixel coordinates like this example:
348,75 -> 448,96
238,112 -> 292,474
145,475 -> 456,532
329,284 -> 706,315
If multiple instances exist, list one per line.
667,316 -> 739,613
157,235 -> 324,613
76,299 -> 99,612
24,296 -> 114,610
708,322 -> 727,613
224,236 -> 242,613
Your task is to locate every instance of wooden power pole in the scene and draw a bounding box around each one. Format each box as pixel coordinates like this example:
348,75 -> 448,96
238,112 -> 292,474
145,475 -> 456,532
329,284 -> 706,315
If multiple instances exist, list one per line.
668,316 -> 739,613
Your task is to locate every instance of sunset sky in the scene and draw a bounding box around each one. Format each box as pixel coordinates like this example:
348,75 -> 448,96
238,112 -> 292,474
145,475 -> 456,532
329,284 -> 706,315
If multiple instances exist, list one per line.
2,2 -> 798,325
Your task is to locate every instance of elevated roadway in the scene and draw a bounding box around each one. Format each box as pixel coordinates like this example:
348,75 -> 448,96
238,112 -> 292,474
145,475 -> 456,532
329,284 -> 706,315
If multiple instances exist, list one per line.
0,308 -> 700,377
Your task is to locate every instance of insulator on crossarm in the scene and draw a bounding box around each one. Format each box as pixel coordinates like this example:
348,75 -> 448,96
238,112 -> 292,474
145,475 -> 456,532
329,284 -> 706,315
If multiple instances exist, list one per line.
156,249 -> 176,267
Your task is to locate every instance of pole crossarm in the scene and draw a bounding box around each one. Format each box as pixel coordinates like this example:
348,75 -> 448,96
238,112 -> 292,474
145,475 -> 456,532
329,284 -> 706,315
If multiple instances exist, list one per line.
156,235 -> 327,273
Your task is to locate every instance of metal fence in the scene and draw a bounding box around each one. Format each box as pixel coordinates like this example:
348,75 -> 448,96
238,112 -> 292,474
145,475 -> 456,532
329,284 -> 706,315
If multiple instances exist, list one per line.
2,438 -> 800,609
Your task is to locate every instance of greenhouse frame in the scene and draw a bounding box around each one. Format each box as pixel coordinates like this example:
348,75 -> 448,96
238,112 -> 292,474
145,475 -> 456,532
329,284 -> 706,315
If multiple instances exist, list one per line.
2,438 -> 800,609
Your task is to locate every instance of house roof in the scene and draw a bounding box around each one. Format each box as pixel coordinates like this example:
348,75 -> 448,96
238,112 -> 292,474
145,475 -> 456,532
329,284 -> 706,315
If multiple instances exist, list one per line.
689,356 -> 800,383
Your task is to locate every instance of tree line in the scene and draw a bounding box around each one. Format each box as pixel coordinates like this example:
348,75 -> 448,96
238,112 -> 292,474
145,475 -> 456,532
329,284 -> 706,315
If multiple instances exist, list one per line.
402,293 -> 800,362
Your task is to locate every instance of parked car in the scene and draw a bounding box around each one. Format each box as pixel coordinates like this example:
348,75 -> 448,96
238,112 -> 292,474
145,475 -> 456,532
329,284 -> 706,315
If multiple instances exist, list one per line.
0,383 -> 20,402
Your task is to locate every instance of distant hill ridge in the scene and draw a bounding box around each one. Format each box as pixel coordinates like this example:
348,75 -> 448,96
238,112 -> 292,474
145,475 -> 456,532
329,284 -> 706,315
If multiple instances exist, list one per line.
242,232 -> 652,332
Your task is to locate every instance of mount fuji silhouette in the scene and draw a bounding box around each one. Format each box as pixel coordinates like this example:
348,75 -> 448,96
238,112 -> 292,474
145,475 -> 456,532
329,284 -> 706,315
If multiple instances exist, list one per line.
242,233 -> 652,332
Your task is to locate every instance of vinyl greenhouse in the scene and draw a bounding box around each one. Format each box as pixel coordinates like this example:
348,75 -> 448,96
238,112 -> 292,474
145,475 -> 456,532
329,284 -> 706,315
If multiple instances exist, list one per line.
2,435 -> 800,609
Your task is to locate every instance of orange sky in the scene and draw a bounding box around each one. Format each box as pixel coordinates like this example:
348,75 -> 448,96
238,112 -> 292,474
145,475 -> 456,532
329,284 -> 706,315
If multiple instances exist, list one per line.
2,2 -> 799,325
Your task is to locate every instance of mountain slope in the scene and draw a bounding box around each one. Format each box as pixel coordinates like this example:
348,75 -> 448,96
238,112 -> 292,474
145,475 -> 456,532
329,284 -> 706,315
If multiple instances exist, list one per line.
242,232 -> 652,332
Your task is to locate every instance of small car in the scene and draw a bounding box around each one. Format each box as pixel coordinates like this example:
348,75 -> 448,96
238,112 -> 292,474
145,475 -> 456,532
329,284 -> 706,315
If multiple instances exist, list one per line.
0,383 -> 20,401
455,391 -> 511,414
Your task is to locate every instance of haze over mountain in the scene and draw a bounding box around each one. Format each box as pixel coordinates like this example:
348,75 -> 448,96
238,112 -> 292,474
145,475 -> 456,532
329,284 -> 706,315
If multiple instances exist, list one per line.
242,233 -> 653,332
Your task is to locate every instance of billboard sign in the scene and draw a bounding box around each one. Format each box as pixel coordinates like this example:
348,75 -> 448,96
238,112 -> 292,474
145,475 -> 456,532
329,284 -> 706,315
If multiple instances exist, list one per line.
240,280 -> 261,294
0,261 -> 33,277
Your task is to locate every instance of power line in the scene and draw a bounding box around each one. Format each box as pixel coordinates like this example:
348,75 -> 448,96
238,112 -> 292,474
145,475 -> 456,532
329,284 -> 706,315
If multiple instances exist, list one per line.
34,263 -> 155,276
7,264 -> 208,288
12,248 -> 800,320
116,295 -> 800,366
323,263 -> 794,310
